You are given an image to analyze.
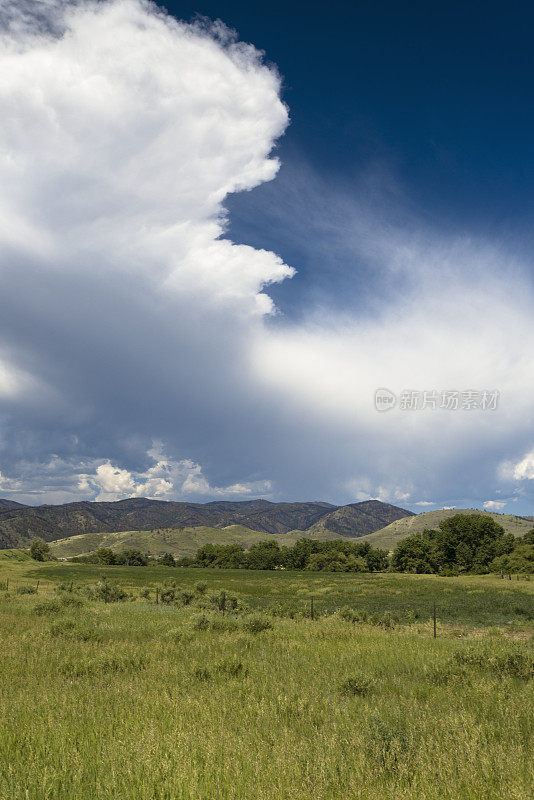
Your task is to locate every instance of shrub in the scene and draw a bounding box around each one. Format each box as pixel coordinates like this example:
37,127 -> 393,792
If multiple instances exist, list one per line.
159,587 -> 176,604
216,659 -> 247,677
453,648 -> 533,680
49,619 -> 103,642
87,580 -> 127,603
59,594 -> 84,608
339,606 -> 359,623
59,654 -> 145,677
139,587 -> 151,599
15,585 -> 37,595
194,581 -> 208,594
49,619 -> 77,636
191,614 -> 210,631
34,599 -> 62,615
440,567 -> 460,577
179,590 -> 195,606
242,616 -> 272,634
267,602 -> 300,618
209,617 -> 239,633
339,675 -> 374,696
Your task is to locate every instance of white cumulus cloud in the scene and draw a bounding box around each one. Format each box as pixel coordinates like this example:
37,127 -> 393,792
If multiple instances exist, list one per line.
483,500 -> 506,511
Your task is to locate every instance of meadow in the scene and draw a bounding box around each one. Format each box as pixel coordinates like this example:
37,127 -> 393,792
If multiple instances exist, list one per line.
0,558 -> 532,799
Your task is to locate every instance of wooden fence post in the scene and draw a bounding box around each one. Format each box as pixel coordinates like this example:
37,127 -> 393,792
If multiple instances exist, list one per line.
433,602 -> 437,639
156,587 -> 159,605
310,597 -> 314,621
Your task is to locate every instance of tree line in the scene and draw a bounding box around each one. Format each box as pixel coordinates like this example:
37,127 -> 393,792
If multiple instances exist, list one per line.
28,514 -> 534,574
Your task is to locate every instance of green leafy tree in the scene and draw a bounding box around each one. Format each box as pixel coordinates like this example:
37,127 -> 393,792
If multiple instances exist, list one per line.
392,515 -> 517,573
96,548 -> 116,565
158,552 -> 175,567
120,549 -> 148,566
29,538 -> 50,562
391,532 -> 437,573
245,541 -> 283,570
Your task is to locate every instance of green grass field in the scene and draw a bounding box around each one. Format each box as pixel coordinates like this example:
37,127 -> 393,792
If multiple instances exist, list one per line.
0,558 -> 532,799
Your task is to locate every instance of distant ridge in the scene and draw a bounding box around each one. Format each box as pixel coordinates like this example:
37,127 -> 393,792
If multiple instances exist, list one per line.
307,500 -> 415,538
0,497 -> 413,549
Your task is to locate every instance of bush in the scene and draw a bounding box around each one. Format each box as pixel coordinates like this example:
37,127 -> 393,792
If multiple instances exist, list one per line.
159,587 -> 176,604
34,599 -> 62,615
139,587 -> 151,599
209,617 -> 239,633
453,648 -> 533,680
194,581 -> 208,594
193,667 -> 211,682
59,654 -> 145,677
216,659 -> 247,677
59,593 -> 84,608
15,585 -> 37,595
179,590 -> 195,606
339,675 -> 374,696
190,614 -> 209,631
339,606 -> 360,623
242,616 -> 272,634
49,619 -> 103,642
87,580 -> 127,602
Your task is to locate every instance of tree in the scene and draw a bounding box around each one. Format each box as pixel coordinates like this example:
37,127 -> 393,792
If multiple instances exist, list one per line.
391,533 -> 437,573
158,552 -> 175,567
392,514 -> 517,573
29,538 -> 50,562
245,541 -> 283,570
121,549 -> 148,566
97,548 -> 116,565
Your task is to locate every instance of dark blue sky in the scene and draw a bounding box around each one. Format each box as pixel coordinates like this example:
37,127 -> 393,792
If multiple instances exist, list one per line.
160,0 -> 534,317
163,0 -> 534,223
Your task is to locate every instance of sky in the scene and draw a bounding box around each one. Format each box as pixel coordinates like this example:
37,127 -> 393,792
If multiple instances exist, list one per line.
0,0 -> 533,514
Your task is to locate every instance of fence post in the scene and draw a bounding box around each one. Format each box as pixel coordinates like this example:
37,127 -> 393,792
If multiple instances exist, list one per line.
433,602 -> 437,639
36,580 -> 39,592
156,587 -> 159,605
310,597 -> 314,621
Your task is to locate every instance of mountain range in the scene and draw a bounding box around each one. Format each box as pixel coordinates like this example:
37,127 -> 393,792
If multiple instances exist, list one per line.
0,497 -> 413,549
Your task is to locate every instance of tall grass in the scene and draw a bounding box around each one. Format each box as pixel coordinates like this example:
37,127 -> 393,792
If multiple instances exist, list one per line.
0,577 -> 532,800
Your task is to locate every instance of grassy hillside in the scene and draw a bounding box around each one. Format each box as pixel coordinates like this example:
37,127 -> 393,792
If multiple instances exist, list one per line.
0,561 -> 532,800
48,524 -> 351,560
307,500 -> 414,538
363,508 -> 534,551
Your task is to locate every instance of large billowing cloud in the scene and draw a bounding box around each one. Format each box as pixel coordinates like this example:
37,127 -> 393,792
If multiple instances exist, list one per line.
0,0 -> 533,511
0,0 -> 292,502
